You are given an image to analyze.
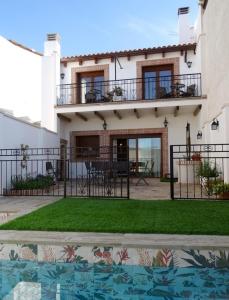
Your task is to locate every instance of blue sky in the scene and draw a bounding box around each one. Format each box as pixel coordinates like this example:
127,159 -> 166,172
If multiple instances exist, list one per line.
0,0 -> 198,57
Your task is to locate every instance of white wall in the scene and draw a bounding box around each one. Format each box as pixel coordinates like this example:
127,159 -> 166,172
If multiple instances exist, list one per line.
0,36 -> 42,122
0,112 -> 59,149
60,50 -> 199,86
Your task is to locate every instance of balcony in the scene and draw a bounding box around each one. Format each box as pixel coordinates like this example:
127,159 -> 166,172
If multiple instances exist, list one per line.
56,73 -> 201,106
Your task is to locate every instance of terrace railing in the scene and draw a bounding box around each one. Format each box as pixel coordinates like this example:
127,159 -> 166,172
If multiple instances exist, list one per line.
57,73 -> 202,106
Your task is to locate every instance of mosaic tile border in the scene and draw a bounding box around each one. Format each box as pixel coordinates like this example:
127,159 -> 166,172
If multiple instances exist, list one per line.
0,243 -> 228,268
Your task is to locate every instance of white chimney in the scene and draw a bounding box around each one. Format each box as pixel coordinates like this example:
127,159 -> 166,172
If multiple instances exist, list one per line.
44,33 -> 61,56
178,7 -> 195,44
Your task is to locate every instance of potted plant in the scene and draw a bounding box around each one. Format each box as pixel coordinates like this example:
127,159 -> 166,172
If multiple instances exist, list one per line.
213,182 -> 229,200
112,86 -> 124,101
191,152 -> 201,161
197,161 -> 220,195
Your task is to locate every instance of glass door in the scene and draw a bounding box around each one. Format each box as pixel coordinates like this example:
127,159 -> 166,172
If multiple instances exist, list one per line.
138,137 -> 161,177
80,71 -> 104,103
143,65 -> 173,100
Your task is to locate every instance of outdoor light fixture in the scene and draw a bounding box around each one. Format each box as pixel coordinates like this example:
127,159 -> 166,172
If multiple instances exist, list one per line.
60,73 -> 65,80
186,61 -> 192,68
211,118 -> 219,130
197,130 -> 202,140
163,117 -> 168,128
102,120 -> 107,130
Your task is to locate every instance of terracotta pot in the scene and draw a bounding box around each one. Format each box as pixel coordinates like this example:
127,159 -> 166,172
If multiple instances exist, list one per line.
219,192 -> 229,200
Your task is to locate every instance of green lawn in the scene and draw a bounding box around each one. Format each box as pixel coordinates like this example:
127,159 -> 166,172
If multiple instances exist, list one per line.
1,198 -> 229,235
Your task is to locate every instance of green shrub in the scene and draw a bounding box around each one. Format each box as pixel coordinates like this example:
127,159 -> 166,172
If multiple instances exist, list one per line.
12,175 -> 53,190
213,182 -> 229,195
197,161 -> 219,178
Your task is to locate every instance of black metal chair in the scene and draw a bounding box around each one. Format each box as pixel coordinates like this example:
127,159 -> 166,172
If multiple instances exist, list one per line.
181,84 -> 196,97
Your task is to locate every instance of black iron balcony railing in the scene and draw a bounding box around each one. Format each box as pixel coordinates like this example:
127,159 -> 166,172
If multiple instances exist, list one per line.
56,73 -> 201,106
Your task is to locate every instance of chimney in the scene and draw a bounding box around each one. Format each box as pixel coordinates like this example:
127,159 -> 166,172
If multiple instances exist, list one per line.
178,7 -> 194,44
44,33 -> 61,56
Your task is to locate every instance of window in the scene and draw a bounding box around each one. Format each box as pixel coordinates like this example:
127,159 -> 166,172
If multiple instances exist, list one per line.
75,135 -> 100,158
143,65 -> 173,100
79,71 -> 104,103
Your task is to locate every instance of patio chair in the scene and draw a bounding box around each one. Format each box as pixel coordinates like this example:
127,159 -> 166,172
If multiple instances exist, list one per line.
85,89 -> 101,103
136,161 -> 149,186
112,161 -> 129,178
158,87 -> 172,98
181,84 -> 196,97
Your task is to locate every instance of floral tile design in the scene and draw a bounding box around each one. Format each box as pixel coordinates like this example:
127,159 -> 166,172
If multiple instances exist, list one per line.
0,243 -> 229,299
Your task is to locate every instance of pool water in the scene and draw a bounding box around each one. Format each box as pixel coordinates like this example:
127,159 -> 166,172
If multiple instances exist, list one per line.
0,244 -> 228,299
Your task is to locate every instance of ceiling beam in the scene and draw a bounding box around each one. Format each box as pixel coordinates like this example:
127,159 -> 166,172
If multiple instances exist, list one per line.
134,109 -> 140,119
193,104 -> 202,116
57,113 -> 71,123
154,107 -> 159,118
174,106 -> 179,117
94,111 -> 105,121
113,110 -> 122,120
75,112 -> 88,122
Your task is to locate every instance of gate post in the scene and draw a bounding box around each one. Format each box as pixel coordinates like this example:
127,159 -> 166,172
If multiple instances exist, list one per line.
170,145 -> 174,200
63,144 -> 67,198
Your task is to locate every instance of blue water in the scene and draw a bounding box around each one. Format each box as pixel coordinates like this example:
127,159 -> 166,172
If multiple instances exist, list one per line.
1,259 -> 229,299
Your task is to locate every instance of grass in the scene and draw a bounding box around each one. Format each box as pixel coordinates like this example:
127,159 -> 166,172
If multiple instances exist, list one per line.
1,198 -> 229,235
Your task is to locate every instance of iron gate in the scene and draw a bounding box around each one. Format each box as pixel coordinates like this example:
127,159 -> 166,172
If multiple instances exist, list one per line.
170,144 -> 229,200
0,146 -> 129,198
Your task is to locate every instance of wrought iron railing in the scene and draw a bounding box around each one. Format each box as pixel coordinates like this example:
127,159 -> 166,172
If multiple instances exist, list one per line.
56,73 -> 201,105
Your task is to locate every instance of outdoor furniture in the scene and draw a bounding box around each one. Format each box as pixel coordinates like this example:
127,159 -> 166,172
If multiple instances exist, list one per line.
181,84 -> 196,97
158,87 -> 172,98
112,161 -> 129,178
171,82 -> 185,97
130,161 -> 149,185
85,89 -> 101,103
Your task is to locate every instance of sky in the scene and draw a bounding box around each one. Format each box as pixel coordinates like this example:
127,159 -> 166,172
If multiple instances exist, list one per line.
0,0 -> 199,57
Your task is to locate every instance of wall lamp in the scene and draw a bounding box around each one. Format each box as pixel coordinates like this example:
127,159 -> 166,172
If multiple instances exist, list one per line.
163,117 -> 168,128
103,120 -> 107,130
186,61 -> 192,68
211,118 -> 219,130
197,130 -> 202,140
60,73 -> 65,80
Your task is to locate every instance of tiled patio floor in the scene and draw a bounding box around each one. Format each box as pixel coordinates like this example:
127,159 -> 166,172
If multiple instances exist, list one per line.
130,178 -> 170,200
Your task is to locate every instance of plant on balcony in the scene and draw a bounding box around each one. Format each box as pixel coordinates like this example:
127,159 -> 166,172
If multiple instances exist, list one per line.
112,86 -> 123,96
212,182 -> 229,200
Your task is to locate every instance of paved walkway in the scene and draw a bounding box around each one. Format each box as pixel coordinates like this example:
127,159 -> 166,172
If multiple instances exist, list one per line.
0,231 -> 228,249
0,196 -> 60,225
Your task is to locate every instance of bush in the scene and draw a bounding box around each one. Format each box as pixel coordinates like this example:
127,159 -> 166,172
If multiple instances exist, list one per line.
213,182 -> 229,195
12,175 -> 53,190
197,161 -> 219,178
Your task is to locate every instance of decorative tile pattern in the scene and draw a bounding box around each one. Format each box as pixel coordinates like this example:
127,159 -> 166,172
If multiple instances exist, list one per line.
0,243 -> 228,299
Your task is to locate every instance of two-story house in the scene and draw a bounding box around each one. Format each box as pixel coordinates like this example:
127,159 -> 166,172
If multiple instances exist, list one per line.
51,7 -> 204,178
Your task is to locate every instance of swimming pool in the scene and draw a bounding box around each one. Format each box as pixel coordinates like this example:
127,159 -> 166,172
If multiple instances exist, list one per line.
0,243 -> 229,299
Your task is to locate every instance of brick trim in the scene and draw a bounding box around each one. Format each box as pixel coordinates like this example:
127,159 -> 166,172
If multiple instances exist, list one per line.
70,128 -> 168,176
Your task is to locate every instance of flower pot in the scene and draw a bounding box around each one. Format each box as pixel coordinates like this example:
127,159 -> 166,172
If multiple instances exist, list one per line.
219,192 -> 229,200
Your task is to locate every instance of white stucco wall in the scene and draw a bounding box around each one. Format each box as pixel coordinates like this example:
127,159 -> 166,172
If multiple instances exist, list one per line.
0,36 -> 42,122
60,50 -> 199,86
0,112 -> 59,149
199,0 -> 229,143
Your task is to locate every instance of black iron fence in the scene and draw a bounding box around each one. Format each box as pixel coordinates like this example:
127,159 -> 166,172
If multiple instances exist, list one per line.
57,73 -> 202,105
170,144 -> 229,200
0,146 -> 129,198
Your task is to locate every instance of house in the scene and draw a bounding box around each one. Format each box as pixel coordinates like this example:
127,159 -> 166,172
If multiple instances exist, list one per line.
0,0 -> 229,197
49,7 -> 203,179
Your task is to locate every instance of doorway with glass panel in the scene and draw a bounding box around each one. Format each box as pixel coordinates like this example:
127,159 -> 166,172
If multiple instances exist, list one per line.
143,65 -> 173,100
79,71 -> 104,103
112,136 -> 161,177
